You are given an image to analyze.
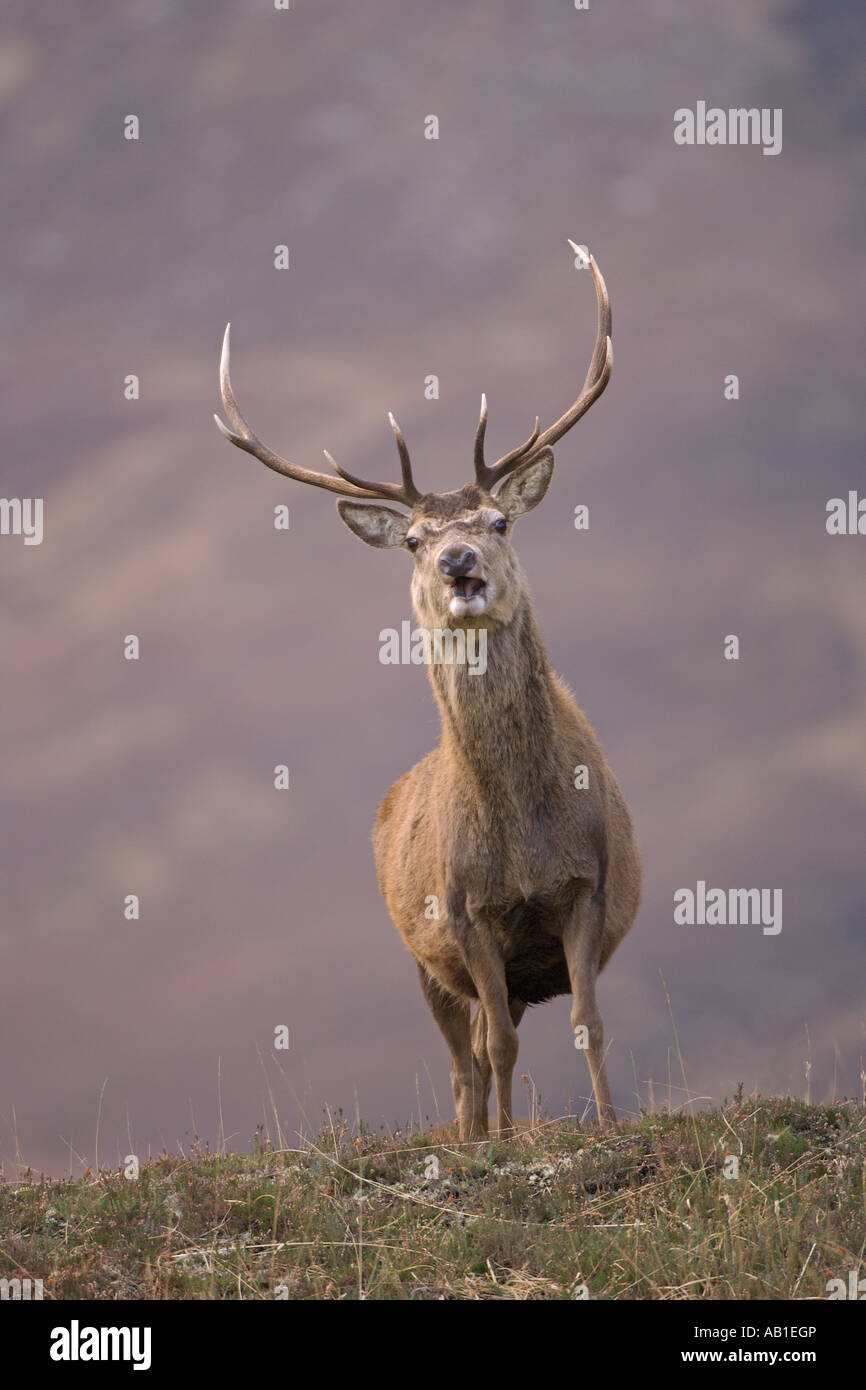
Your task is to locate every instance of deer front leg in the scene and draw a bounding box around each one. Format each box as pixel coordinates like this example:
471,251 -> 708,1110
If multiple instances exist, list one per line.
416,964 -> 486,1139
469,1005 -> 493,1124
562,885 -> 617,1128
458,929 -> 519,1137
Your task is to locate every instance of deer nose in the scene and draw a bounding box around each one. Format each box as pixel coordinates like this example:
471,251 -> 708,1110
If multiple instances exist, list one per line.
438,548 -> 477,579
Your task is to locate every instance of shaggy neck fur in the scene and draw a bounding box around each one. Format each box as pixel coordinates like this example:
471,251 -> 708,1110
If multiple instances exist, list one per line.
426,596 -> 565,816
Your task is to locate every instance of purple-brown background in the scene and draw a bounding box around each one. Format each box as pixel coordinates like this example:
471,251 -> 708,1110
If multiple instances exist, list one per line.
2,0 -> 864,1177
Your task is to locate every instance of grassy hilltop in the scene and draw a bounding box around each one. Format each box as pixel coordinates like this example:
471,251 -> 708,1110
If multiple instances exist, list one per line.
1,1096 -> 863,1300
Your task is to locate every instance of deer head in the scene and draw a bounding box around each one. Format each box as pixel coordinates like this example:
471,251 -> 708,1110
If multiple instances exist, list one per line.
214,242 -> 611,631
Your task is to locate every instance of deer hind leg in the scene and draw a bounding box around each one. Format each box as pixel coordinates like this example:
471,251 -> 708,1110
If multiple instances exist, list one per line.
562,885 -> 617,1128
417,964 -> 486,1140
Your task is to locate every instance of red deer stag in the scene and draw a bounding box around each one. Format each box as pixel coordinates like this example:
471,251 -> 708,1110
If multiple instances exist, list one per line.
215,242 -> 641,1136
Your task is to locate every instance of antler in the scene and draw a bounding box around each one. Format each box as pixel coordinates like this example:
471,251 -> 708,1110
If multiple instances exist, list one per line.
214,324 -> 422,507
474,240 -> 612,492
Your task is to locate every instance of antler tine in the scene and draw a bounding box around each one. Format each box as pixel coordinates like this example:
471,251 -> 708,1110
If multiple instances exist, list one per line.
475,243 -> 612,492
528,244 -> 611,457
473,394 -> 488,482
479,417 -> 542,490
214,324 -> 421,506
389,413 -> 421,503
322,413 -> 420,505
475,392 -> 541,491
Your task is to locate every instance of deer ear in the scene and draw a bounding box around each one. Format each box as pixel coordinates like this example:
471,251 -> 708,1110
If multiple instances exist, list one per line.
336,500 -> 410,549
494,448 -> 555,518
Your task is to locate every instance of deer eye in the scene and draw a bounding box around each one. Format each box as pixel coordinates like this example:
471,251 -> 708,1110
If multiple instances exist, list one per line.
492,517 -> 507,534
406,536 -> 420,551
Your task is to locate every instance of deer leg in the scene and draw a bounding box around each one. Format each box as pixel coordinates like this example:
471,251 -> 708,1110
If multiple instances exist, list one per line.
460,938 -> 519,1137
469,1005 -> 493,1129
470,997 -> 526,1132
562,886 -> 617,1128
416,964 -> 485,1140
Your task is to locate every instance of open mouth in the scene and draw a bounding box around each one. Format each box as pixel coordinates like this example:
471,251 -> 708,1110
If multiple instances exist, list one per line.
451,577 -> 486,601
